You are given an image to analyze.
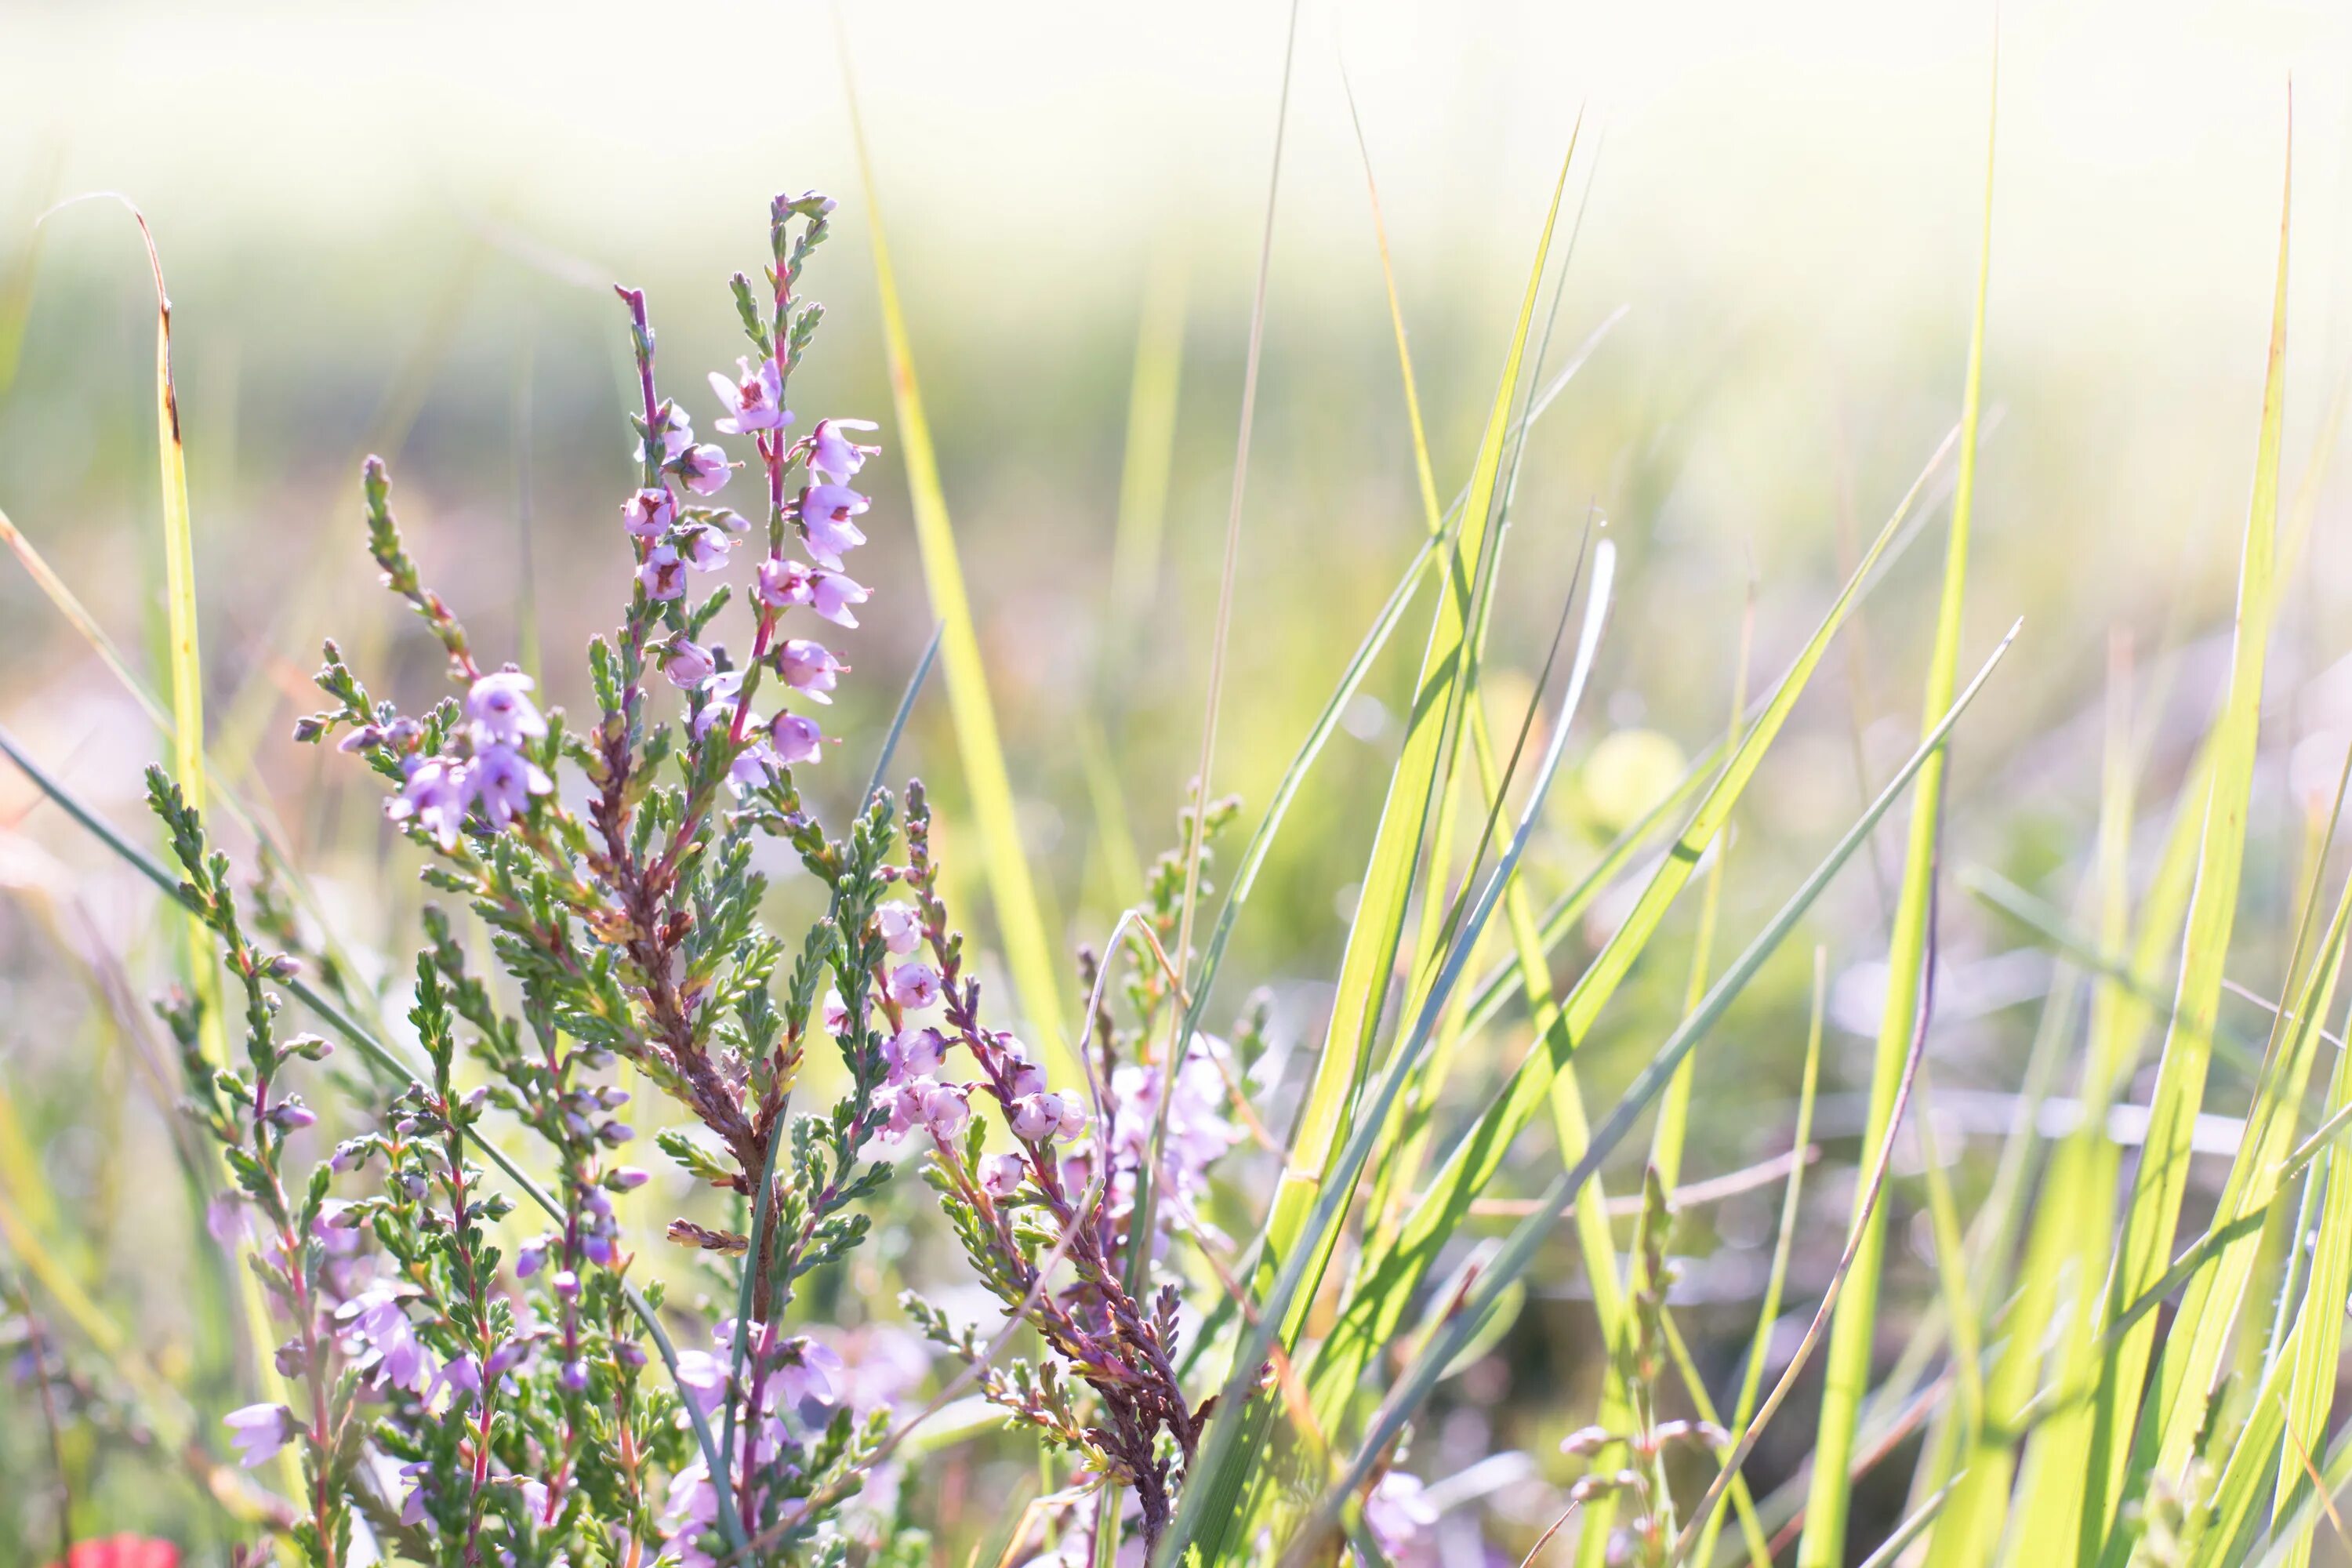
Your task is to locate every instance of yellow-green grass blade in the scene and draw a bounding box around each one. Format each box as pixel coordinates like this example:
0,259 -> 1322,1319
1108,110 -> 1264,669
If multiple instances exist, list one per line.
1581,598 -> 1755,1568
1693,948 -> 1826,1568
846,93 -> 1079,1091
1260,140 -> 1577,1311
2085,122 -> 2292,1565
1108,252 -> 1186,624
1935,644 -> 2143,1567
0,505 -> 173,733
1196,147 -> 1580,1555
1312,626 -> 2020,1562
1796,44 -> 1998,1566
2270,985 -> 2352,1566
1304,421 -> 1962,1436
1163,538 -> 1617,1568
2139,772 -> 2350,1505
2183,1330 -> 2299,1568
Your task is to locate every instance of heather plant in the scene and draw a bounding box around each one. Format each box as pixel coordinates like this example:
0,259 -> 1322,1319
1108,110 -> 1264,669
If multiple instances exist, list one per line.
130,187 -> 1276,1568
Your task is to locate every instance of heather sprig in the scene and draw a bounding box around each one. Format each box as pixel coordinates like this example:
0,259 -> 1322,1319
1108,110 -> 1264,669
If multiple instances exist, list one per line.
147,769 -> 358,1568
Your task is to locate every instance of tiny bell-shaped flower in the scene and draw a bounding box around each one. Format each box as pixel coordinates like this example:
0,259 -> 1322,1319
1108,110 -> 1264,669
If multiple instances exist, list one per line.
677,442 -> 733,496
886,961 -> 941,1011
657,635 -> 717,688
769,711 -> 823,766
223,1403 -> 298,1468
810,568 -> 869,628
875,902 -> 922,955
979,1152 -> 1027,1200
638,543 -> 688,601
634,399 -> 692,464
779,638 -> 846,702
622,487 -> 677,538
797,482 -> 869,568
756,556 -> 814,610
677,523 -> 732,573
387,756 -> 471,851
710,355 -> 790,435
808,417 -> 880,482
471,743 -> 553,830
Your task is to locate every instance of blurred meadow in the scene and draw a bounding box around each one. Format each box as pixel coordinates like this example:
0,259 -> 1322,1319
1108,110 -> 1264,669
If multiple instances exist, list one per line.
13,1 -> 2352,1563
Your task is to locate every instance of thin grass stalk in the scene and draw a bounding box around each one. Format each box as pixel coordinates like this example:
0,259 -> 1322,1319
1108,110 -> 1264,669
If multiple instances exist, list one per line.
1795,44 -> 1998,1566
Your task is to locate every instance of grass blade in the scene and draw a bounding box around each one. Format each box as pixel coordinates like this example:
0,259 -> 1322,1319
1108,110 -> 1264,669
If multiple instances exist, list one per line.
1797,44 -> 1998,1565
843,78 -> 1078,1090
1310,625 -> 2020,1567
2085,109 -> 2292,1563
1303,420 -> 1963,1439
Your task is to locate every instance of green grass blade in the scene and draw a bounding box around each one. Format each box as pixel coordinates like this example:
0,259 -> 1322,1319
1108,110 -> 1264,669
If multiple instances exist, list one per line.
1161,539 -> 1616,1568
1797,45 -> 1998,1566
2270,984 -> 2352,1566
2085,118 -> 2292,1564
1314,626 -> 2020,1559
1259,139 -> 1577,1308
1693,947 -> 1826,1568
1304,421 -> 1962,1435
1108,254 -> 1187,626
844,91 -> 1079,1091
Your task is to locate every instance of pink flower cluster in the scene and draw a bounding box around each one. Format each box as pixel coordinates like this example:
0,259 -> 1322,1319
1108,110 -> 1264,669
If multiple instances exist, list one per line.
378,670 -> 554,851
648,356 -> 882,795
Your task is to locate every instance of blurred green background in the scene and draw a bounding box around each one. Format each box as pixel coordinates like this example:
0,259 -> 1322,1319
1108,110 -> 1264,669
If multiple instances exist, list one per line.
9,0 -> 2352,1559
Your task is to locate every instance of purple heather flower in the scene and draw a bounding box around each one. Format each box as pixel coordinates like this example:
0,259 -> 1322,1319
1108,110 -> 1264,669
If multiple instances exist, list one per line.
560,1359 -> 590,1392
810,568 -> 869,628
266,1097 -> 317,1132
470,743 -> 553,831
608,1165 -> 652,1191
980,1152 -> 1026,1200
485,1339 -> 532,1381
659,636 -> 717,688
552,1269 -> 580,1299
429,1352 -> 481,1403
338,1287 -> 433,1392
707,506 -> 752,533
797,483 -> 869,568
808,418 -> 880,483
919,1081 -> 971,1141
387,755 -> 471,851
768,712 -> 823,767
710,356 -> 790,435
397,1461 -> 432,1526
677,442 -> 733,496
516,1236 -> 547,1279
205,1194 -> 252,1248
677,523 -> 732,573
779,638 -> 846,702
726,740 -> 779,796
884,1026 -> 946,1083
773,1338 -> 845,1411
756,556 -> 814,611
673,1348 -> 728,1415
638,543 -> 688,601
1363,1472 -> 1439,1568
223,1402 -> 296,1468
876,902 -> 922,954
1011,1091 -> 1085,1142
887,962 -> 941,1011
466,670 -> 546,746
824,992 -> 850,1036
622,487 -> 677,538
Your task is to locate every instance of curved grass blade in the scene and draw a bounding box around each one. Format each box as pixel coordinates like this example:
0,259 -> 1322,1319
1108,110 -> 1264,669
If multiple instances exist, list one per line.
1690,947 -> 1826,1568
1161,540 -> 1616,1568
843,64 -> 1079,1092
2086,114 -> 2293,1564
1798,44 -> 1999,1565
1305,626 -> 2020,1568
1302,422 -> 1965,1436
